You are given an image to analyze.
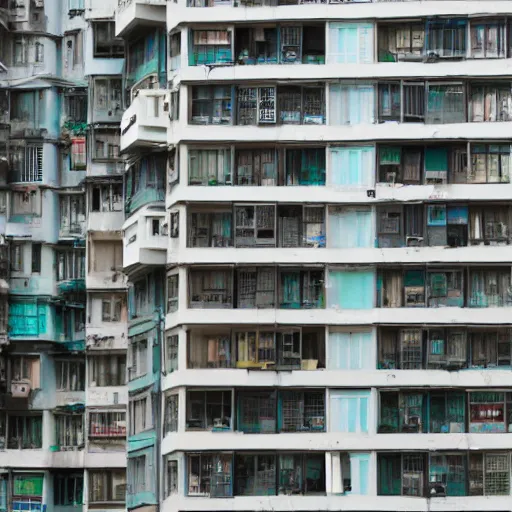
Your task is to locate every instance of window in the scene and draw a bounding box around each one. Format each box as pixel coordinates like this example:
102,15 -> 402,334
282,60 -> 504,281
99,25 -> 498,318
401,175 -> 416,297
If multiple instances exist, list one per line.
12,37 -> 45,65
64,32 -> 84,70
170,91 -> 180,121
188,148 -> 231,186
88,354 -> 126,386
330,146 -> 375,187
426,19 -> 466,58
167,275 -> 178,313
60,194 -> 86,235
378,23 -> 425,62
94,78 -> 122,112
469,452 -> 510,495
89,470 -> 126,503
426,83 -> 465,124
11,356 -> 40,388
234,204 -> 276,247
378,453 -> 425,496
7,415 -> 43,449
328,23 -> 374,64
189,269 -> 233,308
188,209 -> 232,247
70,137 -> 86,170
278,453 -> 326,494
278,86 -> 325,125
11,92 -> 36,123
186,390 -> 231,430
93,22 -> 124,58
34,42 -> 43,63
164,393 -> 179,434
470,20 -> 506,58
129,395 -> 150,434
188,453 -> 233,497
93,129 -> 120,160
378,81 -> 425,123
54,474 -> 83,506
165,459 -> 178,497
30,243 -> 41,274
190,29 -> 232,65
128,456 -> 147,495
56,360 -> 85,391
102,296 -> 123,322
328,269 -> 374,310
170,32 -> 181,70
329,330 -> 373,370
470,84 -> 512,122
235,148 -> 276,186
237,86 -> 276,125
12,190 -> 41,216
56,250 -> 85,281
65,93 -> 87,123
277,205 -> 325,247
330,84 -> 375,125
330,390 -> 370,433
190,85 -> 232,124
12,473 -> 44,511
89,411 -> 126,438
10,244 -> 23,272
166,334 -> 178,373
55,414 -> 84,448
470,144 -> 511,184
90,183 -> 123,212
9,144 -> 43,182
129,337 -> 148,380
285,148 -> 326,186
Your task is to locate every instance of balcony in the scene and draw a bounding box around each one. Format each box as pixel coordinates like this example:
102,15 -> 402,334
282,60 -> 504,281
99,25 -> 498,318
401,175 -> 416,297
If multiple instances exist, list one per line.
123,205 -> 167,272
378,451 -> 512,497
120,90 -> 169,152
378,326 -> 512,371
115,0 -> 165,37
379,389 -> 512,435
187,325 -> 325,370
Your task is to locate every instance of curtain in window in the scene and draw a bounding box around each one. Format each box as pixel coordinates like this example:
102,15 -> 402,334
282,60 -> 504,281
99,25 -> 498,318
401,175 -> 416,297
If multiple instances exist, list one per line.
328,270 -> 375,309
329,390 -> 370,433
328,331 -> 373,370
329,146 -> 374,187
329,207 -> 373,248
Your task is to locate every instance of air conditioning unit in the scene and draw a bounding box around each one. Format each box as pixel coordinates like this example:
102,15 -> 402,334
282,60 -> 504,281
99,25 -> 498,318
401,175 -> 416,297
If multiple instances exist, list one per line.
11,380 -> 31,398
406,236 -> 424,247
425,170 -> 447,184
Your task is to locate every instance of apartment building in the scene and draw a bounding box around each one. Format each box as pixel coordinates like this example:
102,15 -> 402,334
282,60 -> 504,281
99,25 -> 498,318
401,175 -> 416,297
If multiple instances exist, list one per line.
115,0 -> 512,512
0,0 -> 128,507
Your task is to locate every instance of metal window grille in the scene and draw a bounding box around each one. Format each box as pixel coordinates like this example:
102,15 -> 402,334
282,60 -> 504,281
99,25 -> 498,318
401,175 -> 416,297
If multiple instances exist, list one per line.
485,453 -> 510,495
236,454 -> 276,496
280,391 -> 324,432
234,205 -> 276,247
189,270 -> 233,308
237,267 -> 275,308
399,328 -> 423,369
89,411 -> 126,437
166,335 -> 178,372
164,394 -> 179,433
238,391 -> 276,433
402,454 -> 424,496
235,149 -> 276,186
403,83 -> 425,121
166,459 -> 178,496
9,145 -> 43,182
